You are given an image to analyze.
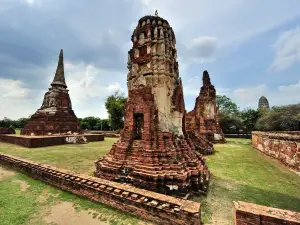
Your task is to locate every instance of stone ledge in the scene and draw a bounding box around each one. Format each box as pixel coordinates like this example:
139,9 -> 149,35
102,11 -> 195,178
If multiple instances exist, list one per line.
0,134 -> 104,148
234,201 -> 300,225
252,131 -> 300,142
0,153 -> 201,225
252,131 -> 300,171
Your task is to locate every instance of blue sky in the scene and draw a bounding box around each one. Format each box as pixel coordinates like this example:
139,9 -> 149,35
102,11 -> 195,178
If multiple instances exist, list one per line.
0,0 -> 299,119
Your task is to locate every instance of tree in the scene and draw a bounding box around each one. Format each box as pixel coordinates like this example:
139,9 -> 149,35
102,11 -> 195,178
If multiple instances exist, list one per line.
240,108 -> 261,132
14,117 -> 30,128
218,112 -> 243,133
255,104 -> 300,131
0,117 -> 13,128
105,91 -> 127,130
216,95 -> 239,116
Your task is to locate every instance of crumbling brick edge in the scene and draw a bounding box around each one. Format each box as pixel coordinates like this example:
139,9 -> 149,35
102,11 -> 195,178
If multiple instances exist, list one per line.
252,131 -> 300,172
0,134 -> 104,148
234,201 -> 300,225
0,153 -> 201,225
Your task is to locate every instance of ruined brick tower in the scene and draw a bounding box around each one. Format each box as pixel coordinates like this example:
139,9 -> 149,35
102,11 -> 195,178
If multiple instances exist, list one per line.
185,71 -> 226,144
21,50 -> 80,135
95,14 -> 210,196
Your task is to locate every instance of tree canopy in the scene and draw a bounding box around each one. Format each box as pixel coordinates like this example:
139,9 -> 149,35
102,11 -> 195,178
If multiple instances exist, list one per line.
216,95 -> 240,115
255,104 -> 300,131
105,91 -> 127,130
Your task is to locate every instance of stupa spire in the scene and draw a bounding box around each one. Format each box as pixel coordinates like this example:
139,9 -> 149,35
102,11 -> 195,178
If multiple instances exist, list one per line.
51,49 -> 67,88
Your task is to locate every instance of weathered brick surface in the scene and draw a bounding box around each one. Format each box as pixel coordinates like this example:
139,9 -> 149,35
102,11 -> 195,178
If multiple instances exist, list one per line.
21,50 -> 80,136
0,134 -> 104,148
185,71 -> 225,145
95,15 -> 211,197
95,87 -> 210,196
252,131 -> 300,171
234,201 -> 300,225
0,153 -> 201,225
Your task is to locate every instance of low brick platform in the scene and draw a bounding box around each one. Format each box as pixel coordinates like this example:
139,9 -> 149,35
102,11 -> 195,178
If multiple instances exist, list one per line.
0,134 -> 104,148
0,153 -> 201,225
234,201 -> 300,225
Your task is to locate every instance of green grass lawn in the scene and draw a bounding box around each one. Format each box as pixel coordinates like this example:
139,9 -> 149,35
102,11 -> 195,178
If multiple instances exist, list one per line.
0,138 -> 299,225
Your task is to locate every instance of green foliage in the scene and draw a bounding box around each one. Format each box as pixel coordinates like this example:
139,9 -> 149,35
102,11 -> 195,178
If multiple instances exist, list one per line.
255,104 -> 300,131
78,117 -> 111,130
0,117 -> 29,128
105,91 -> 127,130
240,108 -> 261,132
218,111 -> 243,133
216,95 -> 240,116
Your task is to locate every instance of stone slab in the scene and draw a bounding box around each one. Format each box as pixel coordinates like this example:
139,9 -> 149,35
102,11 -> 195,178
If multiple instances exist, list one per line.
0,153 -> 201,225
0,134 -> 104,148
234,201 -> 300,225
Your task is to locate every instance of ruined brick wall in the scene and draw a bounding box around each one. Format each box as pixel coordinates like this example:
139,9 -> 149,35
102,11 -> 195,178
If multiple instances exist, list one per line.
0,127 -> 15,134
252,131 -> 300,171
0,153 -> 201,225
185,71 -> 225,144
234,201 -> 300,225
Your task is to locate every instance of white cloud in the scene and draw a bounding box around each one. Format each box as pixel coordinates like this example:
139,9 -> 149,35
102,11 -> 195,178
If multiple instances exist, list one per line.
270,26 -> 300,71
0,78 -> 29,98
63,62 -> 125,119
229,81 -> 300,110
0,78 -> 33,119
184,36 -> 218,63
24,0 -> 34,5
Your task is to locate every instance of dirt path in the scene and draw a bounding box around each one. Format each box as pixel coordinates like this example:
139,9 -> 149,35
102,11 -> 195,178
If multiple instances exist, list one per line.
0,166 -> 15,181
43,202 -> 108,225
12,180 -> 30,192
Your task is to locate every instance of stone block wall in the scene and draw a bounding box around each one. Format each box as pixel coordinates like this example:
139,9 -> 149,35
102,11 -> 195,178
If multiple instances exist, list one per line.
234,201 -> 300,225
252,131 -> 300,171
0,153 -> 201,225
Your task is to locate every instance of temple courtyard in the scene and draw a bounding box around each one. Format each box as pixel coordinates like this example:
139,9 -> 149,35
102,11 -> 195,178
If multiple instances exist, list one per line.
0,137 -> 299,225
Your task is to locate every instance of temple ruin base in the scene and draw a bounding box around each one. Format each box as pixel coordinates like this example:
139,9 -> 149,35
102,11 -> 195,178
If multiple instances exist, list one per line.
0,134 -> 104,148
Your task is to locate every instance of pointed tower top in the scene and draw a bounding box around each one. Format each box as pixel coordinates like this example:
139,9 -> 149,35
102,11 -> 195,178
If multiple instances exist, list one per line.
51,49 -> 67,88
202,70 -> 211,86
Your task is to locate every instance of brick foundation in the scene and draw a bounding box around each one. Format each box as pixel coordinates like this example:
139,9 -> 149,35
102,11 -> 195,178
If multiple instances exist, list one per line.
0,153 -> 201,225
0,134 -> 104,148
252,131 -> 300,171
234,201 -> 300,225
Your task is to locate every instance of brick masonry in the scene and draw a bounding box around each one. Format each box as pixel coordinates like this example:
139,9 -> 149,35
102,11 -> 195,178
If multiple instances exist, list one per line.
252,131 -> 300,171
21,50 -> 81,136
0,127 -> 15,134
0,134 -> 104,148
234,201 -> 300,225
185,71 -> 226,145
0,153 -> 201,225
95,15 -> 211,197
